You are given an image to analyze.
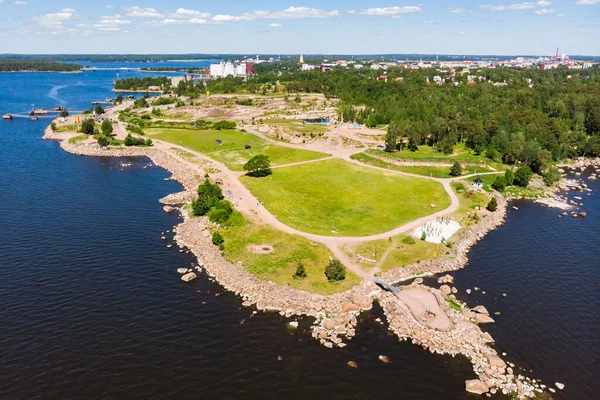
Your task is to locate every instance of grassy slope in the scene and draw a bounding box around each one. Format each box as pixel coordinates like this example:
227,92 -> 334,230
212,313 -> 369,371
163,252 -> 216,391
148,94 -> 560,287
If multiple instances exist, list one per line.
351,153 -> 491,178
240,159 -> 450,237
146,127 -> 329,170
262,118 -> 330,134
366,143 -> 487,164
219,217 -> 361,295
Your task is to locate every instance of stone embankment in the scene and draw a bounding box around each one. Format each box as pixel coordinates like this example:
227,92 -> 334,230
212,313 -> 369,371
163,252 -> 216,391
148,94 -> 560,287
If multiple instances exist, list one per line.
380,193 -> 508,284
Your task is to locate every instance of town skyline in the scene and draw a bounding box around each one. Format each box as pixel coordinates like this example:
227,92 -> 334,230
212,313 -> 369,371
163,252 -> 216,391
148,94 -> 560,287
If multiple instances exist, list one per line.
0,0 -> 599,55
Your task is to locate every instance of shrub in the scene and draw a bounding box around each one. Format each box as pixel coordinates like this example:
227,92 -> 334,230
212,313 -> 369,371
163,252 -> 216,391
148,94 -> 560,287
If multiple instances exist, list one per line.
94,104 -> 104,115
60,108 -> 69,118
212,231 -> 224,246
80,119 -> 95,135
454,182 -> 466,193
449,161 -> 463,177
50,122 -> 57,131
101,120 -> 113,136
402,236 -> 416,245
514,166 -> 533,187
97,135 -> 110,147
124,133 -> 147,146
325,259 -> 346,282
491,175 -> 507,191
505,169 -> 514,186
421,231 -> 427,241
486,197 -> 498,212
542,167 -> 561,186
445,297 -> 462,312
212,120 -> 236,130
133,97 -> 149,109
293,261 -> 307,279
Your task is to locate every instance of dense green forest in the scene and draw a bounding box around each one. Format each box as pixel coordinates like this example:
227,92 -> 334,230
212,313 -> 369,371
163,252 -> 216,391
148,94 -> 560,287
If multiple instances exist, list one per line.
114,76 -> 172,91
0,60 -> 81,72
170,65 -> 600,164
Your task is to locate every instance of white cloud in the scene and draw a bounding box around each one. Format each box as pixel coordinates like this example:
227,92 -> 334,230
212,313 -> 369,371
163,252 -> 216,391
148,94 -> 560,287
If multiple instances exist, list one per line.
123,6 -> 163,18
575,0 -> 600,4
536,0 -> 551,6
168,8 -> 210,19
14,1 -> 27,5
94,15 -> 131,32
157,18 -> 208,25
556,13 -> 564,16
480,3 -> 536,11
348,6 -> 421,16
32,8 -> 77,28
0,1 -> 4,5
534,8 -> 555,15
269,23 -> 283,28
212,6 -> 339,22
447,7 -> 470,13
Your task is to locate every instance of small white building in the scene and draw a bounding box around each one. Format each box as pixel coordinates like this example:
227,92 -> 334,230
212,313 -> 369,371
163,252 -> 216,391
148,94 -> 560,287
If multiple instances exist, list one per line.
210,62 -> 247,78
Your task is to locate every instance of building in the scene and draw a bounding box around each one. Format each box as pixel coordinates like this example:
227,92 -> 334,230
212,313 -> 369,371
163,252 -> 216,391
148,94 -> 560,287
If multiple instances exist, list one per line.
210,62 -> 248,78
473,177 -> 484,188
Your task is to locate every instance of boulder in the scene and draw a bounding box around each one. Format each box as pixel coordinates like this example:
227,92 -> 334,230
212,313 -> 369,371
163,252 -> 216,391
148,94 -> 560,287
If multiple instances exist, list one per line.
465,379 -> 489,395
378,355 -> 390,363
440,285 -> 452,295
288,321 -> 299,329
323,319 -> 335,331
476,314 -> 495,324
555,382 -> 565,390
486,354 -> 506,369
163,205 -> 174,213
342,301 -> 360,313
177,268 -> 188,274
481,332 -> 494,343
347,361 -> 358,368
473,305 -> 490,315
181,272 -> 197,282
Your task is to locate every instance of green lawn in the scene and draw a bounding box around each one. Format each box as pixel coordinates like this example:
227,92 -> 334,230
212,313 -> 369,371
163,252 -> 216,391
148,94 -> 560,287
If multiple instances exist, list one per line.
218,217 -> 361,295
240,159 -> 450,236
262,118 -> 330,134
351,153 -> 491,178
366,143 -> 487,164
146,127 -> 329,170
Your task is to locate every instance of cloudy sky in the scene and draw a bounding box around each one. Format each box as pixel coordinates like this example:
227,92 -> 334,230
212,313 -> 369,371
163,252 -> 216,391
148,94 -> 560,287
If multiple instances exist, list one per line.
0,1 -> 598,55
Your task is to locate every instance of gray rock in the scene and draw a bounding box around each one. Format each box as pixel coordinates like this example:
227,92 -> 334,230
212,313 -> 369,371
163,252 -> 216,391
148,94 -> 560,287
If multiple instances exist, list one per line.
181,272 -> 197,282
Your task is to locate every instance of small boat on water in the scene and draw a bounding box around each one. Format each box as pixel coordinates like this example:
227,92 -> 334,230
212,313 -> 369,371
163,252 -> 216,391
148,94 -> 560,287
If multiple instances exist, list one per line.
54,106 -> 63,111
91,101 -> 101,105
31,116 -> 38,121
105,98 -> 113,103
3,114 -> 12,120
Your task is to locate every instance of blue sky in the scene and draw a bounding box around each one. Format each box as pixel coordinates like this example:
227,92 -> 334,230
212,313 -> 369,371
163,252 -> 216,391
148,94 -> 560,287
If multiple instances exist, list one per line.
0,1 -> 598,55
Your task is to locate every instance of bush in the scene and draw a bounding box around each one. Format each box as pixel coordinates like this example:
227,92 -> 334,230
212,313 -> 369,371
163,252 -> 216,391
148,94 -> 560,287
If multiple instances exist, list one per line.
542,167 -> 561,186
101,120 -> 113,136
325,259 -> 346,282
212,231 -> 224,246
94,104 -> 104,115
402,236 -> 416,245
491,175 -> 507,191
454,182 -> 466,193
514,166 -> 533,187
50,122 -> 57,132
133,97 -> 149,109
60,108 -> 69,118
293,261 -> 307,279
235,98 -> 254,106
449,161 -> 463,177
97,135 -> 110,147
124,133 -> 147,146
80,119 -> 95,135
421,231 -> 427,241
505,169 -> 514,186
212,120 -> 236,130
486,197 -> 498,212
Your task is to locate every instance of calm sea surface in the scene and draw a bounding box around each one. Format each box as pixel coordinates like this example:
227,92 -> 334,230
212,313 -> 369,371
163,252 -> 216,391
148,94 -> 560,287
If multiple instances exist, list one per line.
0,64 -> 598,399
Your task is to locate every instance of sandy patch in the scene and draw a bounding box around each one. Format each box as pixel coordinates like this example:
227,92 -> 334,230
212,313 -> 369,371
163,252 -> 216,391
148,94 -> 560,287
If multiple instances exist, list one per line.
247,244 -> 275,254
412,218 -> 461,244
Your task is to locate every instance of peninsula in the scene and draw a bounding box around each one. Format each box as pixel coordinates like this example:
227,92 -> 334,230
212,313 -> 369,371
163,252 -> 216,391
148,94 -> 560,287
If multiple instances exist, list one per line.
41,59 -> 600,398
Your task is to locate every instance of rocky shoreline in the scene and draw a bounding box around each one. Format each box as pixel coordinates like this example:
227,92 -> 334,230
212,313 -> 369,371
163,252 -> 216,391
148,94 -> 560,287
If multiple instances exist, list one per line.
44,123 -> 549,398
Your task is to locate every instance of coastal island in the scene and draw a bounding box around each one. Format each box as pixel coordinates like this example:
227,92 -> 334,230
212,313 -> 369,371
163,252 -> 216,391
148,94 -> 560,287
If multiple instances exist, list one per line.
42,63 -> 599,398
0,60 -> 82,73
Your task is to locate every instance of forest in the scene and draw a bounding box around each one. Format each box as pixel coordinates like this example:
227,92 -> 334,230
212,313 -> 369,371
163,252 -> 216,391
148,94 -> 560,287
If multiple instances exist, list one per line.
114,76 -> 172,91
0,60 -> 81,72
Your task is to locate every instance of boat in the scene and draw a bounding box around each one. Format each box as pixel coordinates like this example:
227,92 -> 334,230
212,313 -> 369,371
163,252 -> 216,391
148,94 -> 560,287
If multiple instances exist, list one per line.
31,116 -> 38,121
54,106 -> 63,111
91,101 -> 101,105
105,98 -> 113,103
3,114 -> 12,120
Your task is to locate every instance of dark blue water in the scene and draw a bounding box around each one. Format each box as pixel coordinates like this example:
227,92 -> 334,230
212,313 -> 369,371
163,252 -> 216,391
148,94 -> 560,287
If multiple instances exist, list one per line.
0,67 -> 597,399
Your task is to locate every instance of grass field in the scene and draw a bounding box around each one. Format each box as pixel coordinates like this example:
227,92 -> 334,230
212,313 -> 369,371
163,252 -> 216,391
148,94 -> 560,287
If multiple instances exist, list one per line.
146,127 -> 329,170
351,153 -> 492,178
240,159 -> 450,236
366,143 -> 488,164
262,118 -> 330,134
344,236 -> 445,273
218,217 -> 361,295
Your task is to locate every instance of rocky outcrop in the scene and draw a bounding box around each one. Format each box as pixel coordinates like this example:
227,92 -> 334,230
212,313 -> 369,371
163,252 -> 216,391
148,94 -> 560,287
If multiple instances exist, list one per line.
181,272 -> 197,282
465,379 -> 489,395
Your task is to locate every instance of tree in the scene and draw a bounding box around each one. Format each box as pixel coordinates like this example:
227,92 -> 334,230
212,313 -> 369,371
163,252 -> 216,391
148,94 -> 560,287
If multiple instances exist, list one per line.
385,120 -> 400,152
243,155 -> 272,177
115,94 -> 123,104
97,135 -> 109,147
50,122 -> 57,132
80,119 -> 95,135
486,197 -> 498,212
94,104 -> 104,115
421,231 -> 427,241
101,120 -> 113,136
60,108 -> 69,118
504,169 -> 514,186
293,261 -> 307,279
542,166 -> 561,186
449,161 -> 463,177
514,166 -> 533,187
491,175 -> 507,191
212,231 -> 224,246
325,259 -> 346,282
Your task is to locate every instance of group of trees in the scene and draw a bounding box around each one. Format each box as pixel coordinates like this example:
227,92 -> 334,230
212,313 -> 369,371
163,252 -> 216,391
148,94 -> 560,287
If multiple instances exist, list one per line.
114,77 -> 171,91
491,167 -> 533,191
124,134 -> 152,147
0,60 -> 81,72
192,179 -> 240,228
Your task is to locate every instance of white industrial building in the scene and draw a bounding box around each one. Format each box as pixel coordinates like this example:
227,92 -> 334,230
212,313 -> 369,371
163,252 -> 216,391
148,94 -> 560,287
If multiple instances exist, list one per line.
210,62 -> 247,78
